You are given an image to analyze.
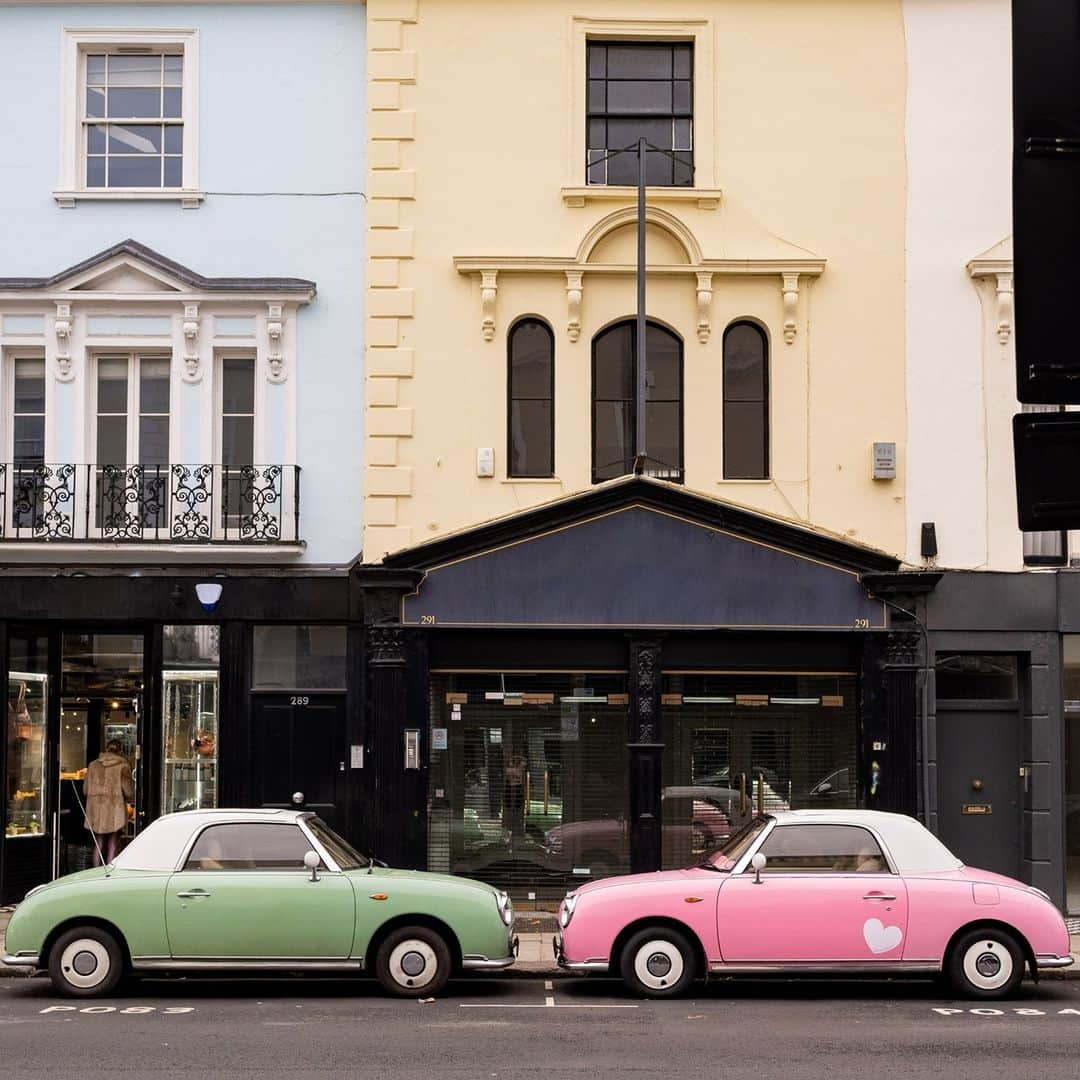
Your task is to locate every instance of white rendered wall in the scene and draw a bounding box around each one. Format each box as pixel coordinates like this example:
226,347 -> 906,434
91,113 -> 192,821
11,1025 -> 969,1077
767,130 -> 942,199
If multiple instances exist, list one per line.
903,0 -> 1020,570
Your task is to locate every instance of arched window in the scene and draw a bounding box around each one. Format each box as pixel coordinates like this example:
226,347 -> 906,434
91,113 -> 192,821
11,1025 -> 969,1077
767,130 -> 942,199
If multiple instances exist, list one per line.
592,320 -> 683,483
507,318 -> 554,477
723,321 -> 769,479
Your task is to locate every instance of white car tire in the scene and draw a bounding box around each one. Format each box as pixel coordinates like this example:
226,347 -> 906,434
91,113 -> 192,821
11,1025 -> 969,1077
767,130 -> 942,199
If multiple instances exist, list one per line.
374,926 -> 452,998
620,927 -> 697,998
947,928 -> 1025,999
48,926 -> 125,998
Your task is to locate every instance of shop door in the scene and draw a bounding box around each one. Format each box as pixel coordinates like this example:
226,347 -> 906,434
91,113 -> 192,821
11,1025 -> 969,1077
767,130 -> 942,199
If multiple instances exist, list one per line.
252,695 -> 346,830
936,705 -> 1021,878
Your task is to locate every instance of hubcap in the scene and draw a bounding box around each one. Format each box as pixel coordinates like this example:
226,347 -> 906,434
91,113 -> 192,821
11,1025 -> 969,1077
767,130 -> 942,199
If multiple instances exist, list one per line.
962,939 -> 1013,991
633,939 -> 684,991
388,939 -> 438,989
59,938 -> 111,990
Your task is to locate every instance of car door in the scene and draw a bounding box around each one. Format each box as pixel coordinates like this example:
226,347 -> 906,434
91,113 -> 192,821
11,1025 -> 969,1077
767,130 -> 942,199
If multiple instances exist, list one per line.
166,822 -> 355,960
717,823 -> 909,964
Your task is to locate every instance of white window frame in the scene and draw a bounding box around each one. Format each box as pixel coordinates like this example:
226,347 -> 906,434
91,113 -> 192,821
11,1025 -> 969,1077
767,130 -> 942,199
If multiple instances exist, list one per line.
91,350 -> 176,468
55,27 -> 201,208
3,348 -> 50,467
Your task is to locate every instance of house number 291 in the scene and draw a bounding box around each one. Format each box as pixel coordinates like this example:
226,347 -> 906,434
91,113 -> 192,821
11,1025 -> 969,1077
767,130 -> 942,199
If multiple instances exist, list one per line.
291,696 -> 310,706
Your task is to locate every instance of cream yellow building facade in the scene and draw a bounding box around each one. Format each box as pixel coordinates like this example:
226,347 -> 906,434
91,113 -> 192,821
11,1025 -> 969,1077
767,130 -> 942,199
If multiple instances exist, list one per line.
363,0 -> 909,561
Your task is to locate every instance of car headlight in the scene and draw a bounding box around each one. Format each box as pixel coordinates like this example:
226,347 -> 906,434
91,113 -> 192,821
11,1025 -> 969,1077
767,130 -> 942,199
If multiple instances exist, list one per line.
495,890 -> 514,927
559,892 -> 578,928
1029,886 -> 1054,904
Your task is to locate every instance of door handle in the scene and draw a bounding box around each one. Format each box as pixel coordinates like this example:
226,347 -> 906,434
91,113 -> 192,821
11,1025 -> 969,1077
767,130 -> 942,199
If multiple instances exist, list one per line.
176,889 -> 211,899
862,893 -> 896,901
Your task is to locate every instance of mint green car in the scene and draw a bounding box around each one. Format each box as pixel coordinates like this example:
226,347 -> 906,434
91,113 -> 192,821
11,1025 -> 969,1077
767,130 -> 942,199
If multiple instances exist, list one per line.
2,809 -> 516,998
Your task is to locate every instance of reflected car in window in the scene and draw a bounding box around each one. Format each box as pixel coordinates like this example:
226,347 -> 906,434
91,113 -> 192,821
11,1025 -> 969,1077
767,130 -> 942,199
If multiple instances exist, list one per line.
2,809 -> 516,998
555,810 -> 1072,999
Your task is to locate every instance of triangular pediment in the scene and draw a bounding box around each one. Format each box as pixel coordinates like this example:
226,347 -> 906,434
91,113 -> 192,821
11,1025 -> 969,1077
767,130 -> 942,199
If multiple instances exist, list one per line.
385,479 -> 897,630
70,260 -> 183,294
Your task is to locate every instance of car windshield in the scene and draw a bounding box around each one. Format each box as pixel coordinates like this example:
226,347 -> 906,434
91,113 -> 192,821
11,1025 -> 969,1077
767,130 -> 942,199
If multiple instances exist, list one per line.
307,817 -> 369,870
696,816 -> 769,871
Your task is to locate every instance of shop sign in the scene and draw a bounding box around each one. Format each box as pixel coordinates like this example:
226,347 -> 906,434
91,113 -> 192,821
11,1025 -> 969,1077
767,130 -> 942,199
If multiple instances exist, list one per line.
432,728 -> 448,750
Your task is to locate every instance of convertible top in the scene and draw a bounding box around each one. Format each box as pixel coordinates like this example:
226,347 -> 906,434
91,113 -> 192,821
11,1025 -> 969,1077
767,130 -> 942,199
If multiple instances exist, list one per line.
766,810 -> 963,874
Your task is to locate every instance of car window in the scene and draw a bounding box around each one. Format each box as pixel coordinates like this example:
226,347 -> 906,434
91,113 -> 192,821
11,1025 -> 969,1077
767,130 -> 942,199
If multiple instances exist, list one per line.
184,823 -> 319,871
754,825 -> 888,873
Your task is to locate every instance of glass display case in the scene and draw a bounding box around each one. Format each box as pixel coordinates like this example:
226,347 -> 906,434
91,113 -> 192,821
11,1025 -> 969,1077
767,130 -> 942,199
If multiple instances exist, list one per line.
6,672 -> 49,838
162,670 -> 219,814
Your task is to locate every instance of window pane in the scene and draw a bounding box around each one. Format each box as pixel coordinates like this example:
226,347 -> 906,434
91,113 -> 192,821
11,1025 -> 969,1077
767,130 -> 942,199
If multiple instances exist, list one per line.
510,401 -> 553,477
96,416 -> 127,466
587,44 -> 606,78
608,117 -> 673,151
185,823 -> 315,871
935,655 -> 1018,700
107,54 -> 163,86
758,825 -> 886,872
723,401 -> 767,479
607,80 -> 672,115
107,124 -> 162,154
86,157 -> 106,187
587,79 -> 606,112
725,324 -> 767,401
674,119 -> 692,150
86,55 -> 107,84
646,401 -> 681,473
164,156 -> 183,188
646,325 -> 681,400
509,321 -> 553,400
13,417 -> 44,464
163,88 -> 182,118
140,358 -> 170,413
672,154 -> 694,187
593,323 -> 634,399
673,45 -> 692,79
97,358 -> 128,412
86,86 -> 106,118
607,151 -> 640,186
108,155 -> 162,188
588,119 -> 606,150
107,86 -> 162,118
607,45 -> 673,79
252,626 -> 347,690
7,661 -> 48,840
14,360 -> 45,414
223,358 -> 256,414
222,417 -> 254,467
673,80 -> 693,114
594,401 -> 632,479
87,124 -> 107,153
163,54 -> 183,87
139,416 -> 169,466
164,126 -> 183,153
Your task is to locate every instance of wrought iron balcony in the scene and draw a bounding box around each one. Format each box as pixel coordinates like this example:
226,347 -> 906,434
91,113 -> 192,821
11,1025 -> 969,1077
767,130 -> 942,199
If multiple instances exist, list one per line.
0,463 -> 300,544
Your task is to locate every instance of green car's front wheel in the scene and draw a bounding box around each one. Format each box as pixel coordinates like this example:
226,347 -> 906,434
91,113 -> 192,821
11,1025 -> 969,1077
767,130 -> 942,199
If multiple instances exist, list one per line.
374,926 -> 451,997
48,926 -> 125,998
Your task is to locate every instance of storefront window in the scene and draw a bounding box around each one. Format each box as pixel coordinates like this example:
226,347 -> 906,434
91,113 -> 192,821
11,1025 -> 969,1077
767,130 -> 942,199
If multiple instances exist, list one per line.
1064,637 -> 1080,913
661,673 -> 859,869
6,636 -> 49,839
935,654 -> 1018,700
252,626 -> 346,690
162,626 -> 221,814
427,672 -> 629,900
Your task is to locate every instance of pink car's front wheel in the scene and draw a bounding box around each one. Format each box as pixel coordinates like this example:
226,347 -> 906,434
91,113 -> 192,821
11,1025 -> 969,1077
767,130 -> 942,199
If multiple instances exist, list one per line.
619,927 -> 697,998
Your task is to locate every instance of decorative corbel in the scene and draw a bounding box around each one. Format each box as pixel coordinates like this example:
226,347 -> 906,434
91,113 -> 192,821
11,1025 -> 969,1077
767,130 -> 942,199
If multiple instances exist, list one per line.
266,303 -> 286,382
181,303 -> 201,382
782,272 -> 800,345
54,303 -> 74,381
480,271 -> 498,342
565,271 -> 583,343
695,272 -> 713,344
994,272 -> 1014,345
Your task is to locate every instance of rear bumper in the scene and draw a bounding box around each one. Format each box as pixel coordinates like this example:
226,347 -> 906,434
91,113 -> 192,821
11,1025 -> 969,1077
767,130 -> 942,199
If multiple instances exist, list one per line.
1036,954 -> 1075,970
2,953 -> 40,969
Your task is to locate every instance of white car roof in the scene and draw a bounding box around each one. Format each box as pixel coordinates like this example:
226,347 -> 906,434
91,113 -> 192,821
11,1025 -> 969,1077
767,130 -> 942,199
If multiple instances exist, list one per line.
766,810 -> 963,873
111,808 -> 312,872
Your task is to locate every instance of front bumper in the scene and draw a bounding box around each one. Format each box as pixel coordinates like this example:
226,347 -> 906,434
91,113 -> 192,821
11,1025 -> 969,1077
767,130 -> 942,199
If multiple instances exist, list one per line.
2,953 -> 40,969
1036,954 -> 1075,970
461,935 -> 518,970
553,933 -> 608,973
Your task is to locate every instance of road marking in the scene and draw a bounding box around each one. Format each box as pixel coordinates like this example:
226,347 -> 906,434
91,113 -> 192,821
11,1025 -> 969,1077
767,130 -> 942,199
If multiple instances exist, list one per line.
933,1007 -> 1080,1018
459,1003 -> 639,1010
37,1005 -> 195,1016
544,980 -> 553,991
545,996 -> 555,1007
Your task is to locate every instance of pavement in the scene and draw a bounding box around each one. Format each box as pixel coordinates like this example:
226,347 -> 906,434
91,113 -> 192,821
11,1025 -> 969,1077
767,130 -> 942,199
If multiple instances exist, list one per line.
4,974 -> 1080,1079
3,903 -> 1078,978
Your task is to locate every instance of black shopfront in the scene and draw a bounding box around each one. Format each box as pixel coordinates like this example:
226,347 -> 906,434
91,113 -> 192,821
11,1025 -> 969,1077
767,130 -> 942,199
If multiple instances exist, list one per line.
356,479 -> 929,903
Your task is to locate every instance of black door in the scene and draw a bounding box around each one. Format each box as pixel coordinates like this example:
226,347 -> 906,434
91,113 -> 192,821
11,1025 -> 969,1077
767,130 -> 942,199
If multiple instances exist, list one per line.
251,695 -> 347,830
936,704 -> 1022,878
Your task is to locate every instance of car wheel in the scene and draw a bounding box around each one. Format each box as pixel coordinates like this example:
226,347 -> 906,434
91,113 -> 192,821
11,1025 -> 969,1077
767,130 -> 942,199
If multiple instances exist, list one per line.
947,928 -> 1025,999
620,927 -> 697,998
47,926 -> 124,998
374,926 -> 452,998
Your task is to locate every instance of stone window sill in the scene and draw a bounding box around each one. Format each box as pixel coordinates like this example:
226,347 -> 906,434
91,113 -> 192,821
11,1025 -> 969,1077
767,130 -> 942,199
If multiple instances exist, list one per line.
561,186 -> 721,210
54,189 -> 204,209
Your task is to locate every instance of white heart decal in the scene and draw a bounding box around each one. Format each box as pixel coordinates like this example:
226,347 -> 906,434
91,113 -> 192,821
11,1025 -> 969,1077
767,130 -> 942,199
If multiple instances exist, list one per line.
863,918 -> 902,955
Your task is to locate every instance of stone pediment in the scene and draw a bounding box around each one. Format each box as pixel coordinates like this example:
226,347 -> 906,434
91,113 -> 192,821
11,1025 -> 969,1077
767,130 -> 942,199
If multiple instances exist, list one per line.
71,262 -> 183,294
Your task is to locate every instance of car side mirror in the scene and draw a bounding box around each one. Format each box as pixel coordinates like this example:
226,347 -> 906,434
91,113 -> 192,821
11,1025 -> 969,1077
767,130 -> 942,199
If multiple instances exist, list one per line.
751,852 -> 767,885
304,850 -> 321,882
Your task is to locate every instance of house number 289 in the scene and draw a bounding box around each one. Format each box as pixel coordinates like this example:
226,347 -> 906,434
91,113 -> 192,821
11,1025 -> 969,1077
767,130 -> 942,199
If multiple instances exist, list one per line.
291,696 -> 310,706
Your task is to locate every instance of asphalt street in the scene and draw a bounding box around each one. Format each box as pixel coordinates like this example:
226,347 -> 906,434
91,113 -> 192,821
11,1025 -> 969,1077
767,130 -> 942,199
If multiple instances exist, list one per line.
3,975 -> 1080,1080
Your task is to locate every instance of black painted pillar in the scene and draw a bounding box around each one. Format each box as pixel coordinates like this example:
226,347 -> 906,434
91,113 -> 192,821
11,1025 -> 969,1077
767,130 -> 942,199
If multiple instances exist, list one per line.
366,625 -> 425,868
628,639 -> 663,873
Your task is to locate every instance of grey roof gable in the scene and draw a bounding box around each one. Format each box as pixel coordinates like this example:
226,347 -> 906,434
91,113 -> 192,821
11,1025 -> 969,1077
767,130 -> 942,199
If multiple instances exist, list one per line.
0,238 -> 316,296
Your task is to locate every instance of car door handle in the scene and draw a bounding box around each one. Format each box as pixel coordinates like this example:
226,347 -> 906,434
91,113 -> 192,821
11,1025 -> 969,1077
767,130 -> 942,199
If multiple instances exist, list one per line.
176,889 -> 211,899
862,892 -> 896,901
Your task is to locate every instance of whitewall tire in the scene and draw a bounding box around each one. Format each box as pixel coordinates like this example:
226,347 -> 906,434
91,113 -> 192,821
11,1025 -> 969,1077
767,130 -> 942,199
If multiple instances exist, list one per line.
374,926 -> 452,997
620,927 -> 696,998
947,928 -> 1024,999
48,926 -> 124,998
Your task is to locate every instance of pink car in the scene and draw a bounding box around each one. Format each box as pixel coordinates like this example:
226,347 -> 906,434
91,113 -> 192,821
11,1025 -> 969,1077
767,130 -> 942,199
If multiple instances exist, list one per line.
556,810 -> 1073,999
